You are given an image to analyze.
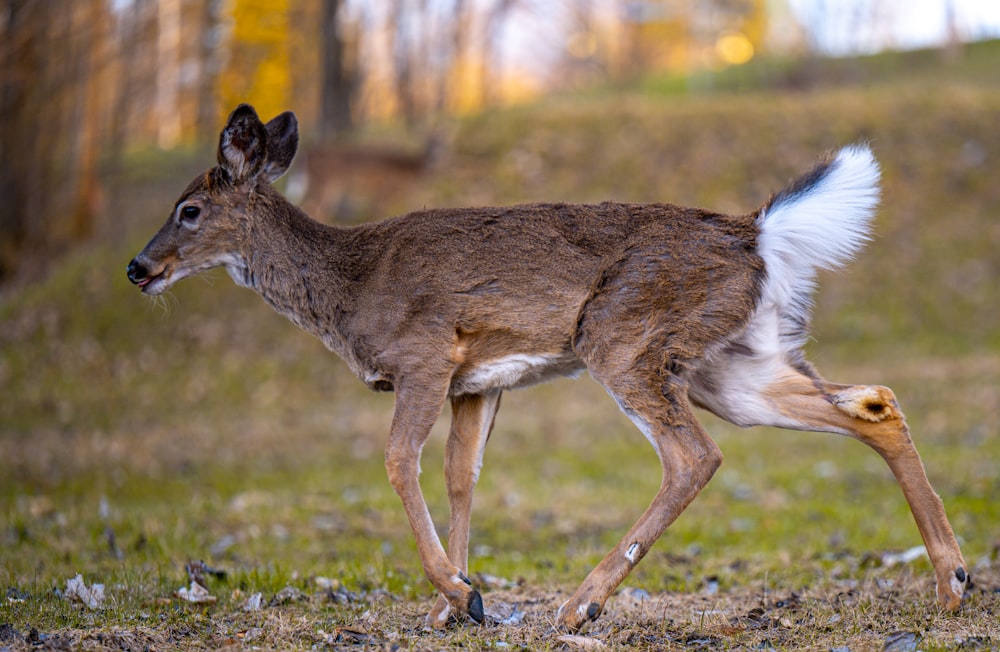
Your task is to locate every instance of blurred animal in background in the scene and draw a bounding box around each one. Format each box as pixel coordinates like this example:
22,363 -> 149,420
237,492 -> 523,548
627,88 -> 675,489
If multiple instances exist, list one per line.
285,130 -> 447,222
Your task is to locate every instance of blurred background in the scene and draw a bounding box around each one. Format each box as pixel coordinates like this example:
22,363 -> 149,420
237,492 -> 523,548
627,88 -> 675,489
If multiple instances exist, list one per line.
2,0 -> 999,282
1,0 -> 999,627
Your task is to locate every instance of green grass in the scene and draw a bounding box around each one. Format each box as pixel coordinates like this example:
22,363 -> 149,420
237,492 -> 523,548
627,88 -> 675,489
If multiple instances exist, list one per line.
3,44 -> 1000,649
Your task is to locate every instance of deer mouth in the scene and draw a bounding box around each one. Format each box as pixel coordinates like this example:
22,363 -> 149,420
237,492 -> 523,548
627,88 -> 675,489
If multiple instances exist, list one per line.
135,268 -> 173,295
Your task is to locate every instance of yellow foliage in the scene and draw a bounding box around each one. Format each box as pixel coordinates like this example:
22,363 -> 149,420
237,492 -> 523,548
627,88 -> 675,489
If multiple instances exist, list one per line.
220,0 -> 292,122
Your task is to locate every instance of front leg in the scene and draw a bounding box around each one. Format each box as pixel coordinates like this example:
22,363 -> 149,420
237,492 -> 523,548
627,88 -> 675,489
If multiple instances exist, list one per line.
384,380 -> 485,624
427,391 -> 502,628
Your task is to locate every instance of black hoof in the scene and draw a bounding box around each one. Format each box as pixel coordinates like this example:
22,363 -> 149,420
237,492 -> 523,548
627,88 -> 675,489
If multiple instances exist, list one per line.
467,589 -> 484,624
586,601 -> 602,621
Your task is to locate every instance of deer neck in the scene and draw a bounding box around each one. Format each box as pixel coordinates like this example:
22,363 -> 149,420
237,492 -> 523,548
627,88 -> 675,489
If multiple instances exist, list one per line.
231,187 -> 364,353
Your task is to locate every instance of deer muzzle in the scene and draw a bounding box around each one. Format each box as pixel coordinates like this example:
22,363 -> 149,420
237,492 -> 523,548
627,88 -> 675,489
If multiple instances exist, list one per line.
126,256 -> 171,294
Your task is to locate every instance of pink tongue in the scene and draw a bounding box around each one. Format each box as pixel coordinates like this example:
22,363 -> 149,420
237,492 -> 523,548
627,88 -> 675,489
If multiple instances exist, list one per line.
137,278 -> 151,287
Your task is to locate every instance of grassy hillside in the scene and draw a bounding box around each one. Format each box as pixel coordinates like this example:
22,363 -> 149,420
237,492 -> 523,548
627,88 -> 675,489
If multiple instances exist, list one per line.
2,43 -> 999,650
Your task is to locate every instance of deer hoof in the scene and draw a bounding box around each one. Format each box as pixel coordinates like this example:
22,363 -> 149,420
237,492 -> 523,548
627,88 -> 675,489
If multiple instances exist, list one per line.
467,589 -> 484,624
938,566 -> 969,611
555,597 -> 603,632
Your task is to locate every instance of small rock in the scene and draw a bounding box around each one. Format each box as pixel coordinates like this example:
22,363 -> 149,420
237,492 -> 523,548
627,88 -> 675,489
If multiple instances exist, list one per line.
883,631 -> 920,652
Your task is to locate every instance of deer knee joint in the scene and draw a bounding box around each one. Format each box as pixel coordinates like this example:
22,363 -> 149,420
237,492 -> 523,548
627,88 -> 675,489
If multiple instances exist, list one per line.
832,385 -> 901,423
385,452 -> 417,493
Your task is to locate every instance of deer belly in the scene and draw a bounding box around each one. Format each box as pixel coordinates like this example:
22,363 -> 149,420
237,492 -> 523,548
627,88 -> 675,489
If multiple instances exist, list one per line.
451,352 -> 584,396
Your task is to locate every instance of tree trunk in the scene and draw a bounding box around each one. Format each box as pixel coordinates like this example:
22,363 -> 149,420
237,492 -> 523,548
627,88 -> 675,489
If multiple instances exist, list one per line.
0,0 -> 45,280
320,0 -> 354,138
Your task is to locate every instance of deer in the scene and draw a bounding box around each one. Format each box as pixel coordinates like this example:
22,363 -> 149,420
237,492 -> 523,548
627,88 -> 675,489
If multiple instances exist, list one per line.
285,130 -> 444,222
127,104 -> 968,632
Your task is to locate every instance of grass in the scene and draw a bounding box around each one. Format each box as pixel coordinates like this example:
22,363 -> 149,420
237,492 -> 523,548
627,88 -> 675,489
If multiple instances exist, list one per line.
3,43 -> 1000,649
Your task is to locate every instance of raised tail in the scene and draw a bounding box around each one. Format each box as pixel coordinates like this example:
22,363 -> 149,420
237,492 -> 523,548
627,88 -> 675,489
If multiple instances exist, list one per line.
756,144 -> 881,351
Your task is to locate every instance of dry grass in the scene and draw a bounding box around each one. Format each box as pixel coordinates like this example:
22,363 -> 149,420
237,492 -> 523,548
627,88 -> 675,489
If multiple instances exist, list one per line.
2,570 -> 998,650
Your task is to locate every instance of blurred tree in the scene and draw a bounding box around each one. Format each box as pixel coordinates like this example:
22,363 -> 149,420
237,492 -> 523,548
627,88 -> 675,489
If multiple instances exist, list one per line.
436,0 -> 469,113
389,0 -> 418,127
942,0 -> 963,60
319,0 -> 358,137
196,0 -> 225,140
0,0 -> 111,281
479,0 -> 517,107
0,0 -> 45,279
107,0 -> 152,166
70,0 -> 111,242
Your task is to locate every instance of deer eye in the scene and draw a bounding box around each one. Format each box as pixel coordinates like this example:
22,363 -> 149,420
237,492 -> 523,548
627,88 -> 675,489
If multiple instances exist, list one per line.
180,204 -> 201,222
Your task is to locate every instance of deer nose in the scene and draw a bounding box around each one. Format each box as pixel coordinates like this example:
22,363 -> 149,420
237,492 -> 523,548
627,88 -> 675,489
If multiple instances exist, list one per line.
126,258 -> 148,285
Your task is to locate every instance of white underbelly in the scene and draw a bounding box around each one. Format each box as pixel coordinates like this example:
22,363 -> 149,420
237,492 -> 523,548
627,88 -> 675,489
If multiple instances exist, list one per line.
451,352 -> 584,396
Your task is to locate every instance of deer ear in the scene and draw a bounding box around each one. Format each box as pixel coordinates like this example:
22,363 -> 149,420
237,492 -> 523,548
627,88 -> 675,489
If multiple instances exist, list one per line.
262,111 -> 298,182
218,104 -> 268,183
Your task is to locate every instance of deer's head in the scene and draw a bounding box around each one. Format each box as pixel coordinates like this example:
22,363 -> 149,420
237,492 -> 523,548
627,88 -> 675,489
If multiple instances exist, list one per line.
126,104 -> 298,295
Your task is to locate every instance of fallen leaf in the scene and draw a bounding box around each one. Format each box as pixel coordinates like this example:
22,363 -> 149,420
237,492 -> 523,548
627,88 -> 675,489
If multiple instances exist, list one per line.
64,574 -> 105,609
176,581 -> 216,603
0,624 -> 22,643
338,628 -> 372,643
882,546 -> 927,567
315,576 -> 339,590
270,585 -> 304,605
557,634 -> 607,649
324,585 -> 361,604
484,601 -> 525,626
243,592 -> 264,612
475,572 -> 518,590
6,587 -> 29,603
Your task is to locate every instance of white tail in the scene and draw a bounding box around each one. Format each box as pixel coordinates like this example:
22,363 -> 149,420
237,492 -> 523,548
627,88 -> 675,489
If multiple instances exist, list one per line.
128,106 -> 968,633
758,143 -> 880,352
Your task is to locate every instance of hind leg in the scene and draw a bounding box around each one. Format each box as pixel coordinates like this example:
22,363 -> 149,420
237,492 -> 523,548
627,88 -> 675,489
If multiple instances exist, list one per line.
559,236 -> 758,630
694,361 -> 968,610
556,368 -> 723,631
